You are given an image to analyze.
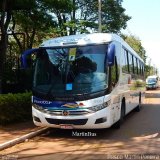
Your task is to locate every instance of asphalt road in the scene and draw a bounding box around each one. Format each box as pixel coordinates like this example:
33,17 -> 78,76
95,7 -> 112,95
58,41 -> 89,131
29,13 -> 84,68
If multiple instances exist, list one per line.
1,89 -> 160,160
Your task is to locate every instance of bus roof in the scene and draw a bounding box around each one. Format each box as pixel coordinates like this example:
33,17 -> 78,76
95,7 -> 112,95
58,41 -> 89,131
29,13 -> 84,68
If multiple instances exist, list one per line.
40,33 -> 118,47
40,33 -> 143,62
147,75 -> 158,79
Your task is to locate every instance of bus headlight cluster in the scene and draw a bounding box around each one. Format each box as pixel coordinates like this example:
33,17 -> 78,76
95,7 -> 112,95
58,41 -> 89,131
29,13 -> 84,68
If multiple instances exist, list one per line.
89,100 -> 111,112
33,104 -> 46,113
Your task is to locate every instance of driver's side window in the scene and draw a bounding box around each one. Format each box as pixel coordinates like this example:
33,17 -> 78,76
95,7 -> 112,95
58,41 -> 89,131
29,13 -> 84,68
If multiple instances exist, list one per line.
111,56 -> 119,88
72,56 -> 97,74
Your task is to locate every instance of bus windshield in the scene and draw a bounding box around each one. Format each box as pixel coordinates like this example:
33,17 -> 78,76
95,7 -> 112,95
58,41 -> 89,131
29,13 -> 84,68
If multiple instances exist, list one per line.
33,44 -> 108,96
146,78 -> 157,83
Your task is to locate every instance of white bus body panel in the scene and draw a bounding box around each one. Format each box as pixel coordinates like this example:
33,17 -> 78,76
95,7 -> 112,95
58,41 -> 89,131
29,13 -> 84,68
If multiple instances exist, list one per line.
32,95 -> 115,129
33,107 -> 112,129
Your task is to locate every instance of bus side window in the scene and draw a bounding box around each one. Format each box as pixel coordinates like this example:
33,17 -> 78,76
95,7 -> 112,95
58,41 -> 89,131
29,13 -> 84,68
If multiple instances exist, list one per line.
122,49 -> 129,73
133,56 -> 137,74
137,60 -> 141,75
128,52 -> 134,74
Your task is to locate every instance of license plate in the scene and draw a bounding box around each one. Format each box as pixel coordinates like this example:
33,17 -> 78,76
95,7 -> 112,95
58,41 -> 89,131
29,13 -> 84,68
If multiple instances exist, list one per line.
60,125 -> 73,129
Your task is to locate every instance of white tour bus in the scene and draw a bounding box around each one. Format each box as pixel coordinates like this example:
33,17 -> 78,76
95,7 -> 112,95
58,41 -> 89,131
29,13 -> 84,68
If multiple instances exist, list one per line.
22,33 -> 145,129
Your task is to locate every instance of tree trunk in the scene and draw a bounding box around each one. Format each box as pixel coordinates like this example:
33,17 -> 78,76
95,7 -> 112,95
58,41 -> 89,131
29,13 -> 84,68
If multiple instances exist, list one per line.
11,14 -> 24,53
29,28 -> 36,48
0,36 -> 8,93
0,0 -> 12,93
70,0 -> 76,35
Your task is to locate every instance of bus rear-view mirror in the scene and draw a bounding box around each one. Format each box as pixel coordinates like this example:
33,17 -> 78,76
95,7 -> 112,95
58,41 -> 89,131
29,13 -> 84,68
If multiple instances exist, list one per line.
107,43 -> 115,66
21,48 -> 39,68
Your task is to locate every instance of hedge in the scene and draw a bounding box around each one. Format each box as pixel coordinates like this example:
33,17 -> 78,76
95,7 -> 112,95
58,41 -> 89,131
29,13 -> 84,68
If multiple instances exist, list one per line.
0,92 -> 32,125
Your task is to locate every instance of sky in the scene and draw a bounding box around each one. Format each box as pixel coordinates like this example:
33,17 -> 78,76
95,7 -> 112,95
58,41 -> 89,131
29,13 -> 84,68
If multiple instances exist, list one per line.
121,0 -> 160,75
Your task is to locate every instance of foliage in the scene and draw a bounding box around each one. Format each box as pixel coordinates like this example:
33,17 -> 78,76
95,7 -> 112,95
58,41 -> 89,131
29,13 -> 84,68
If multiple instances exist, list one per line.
0,92 -> 32,125
3,69 -> 33,93
1,0 -> 57,93
0,0 -> 36,11
145,65 -> 156,78
0,0 -> 37,93
99,0 -> 131,33
1,0 -> 131,93
134,80 -> 145,87
10,0 -> 57,51
44,0 -> 131,35
130,80 -> 145,90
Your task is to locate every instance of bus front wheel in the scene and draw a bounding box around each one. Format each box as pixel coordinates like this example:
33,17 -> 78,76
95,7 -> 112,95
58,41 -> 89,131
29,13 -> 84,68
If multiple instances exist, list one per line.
113,100 -> 125,129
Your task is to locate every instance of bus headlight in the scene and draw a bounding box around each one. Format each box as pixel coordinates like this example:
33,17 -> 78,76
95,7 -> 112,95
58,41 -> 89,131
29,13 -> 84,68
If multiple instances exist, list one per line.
89,100 -> 111,112
33,104 -> 45,112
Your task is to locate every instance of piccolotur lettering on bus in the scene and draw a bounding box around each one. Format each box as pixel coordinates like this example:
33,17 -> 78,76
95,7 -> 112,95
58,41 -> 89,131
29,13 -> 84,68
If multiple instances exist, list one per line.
33,99 -> 52,105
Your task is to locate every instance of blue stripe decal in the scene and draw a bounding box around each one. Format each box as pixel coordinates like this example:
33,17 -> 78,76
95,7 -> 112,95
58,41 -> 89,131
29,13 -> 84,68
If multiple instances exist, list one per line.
32,96 -> 79,109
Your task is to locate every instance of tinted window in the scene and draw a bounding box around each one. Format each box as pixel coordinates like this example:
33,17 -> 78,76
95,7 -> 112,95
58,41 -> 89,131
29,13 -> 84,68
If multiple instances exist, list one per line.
122,49 -> 129,73
128,52 -> 133,73
133,56 -> 137,74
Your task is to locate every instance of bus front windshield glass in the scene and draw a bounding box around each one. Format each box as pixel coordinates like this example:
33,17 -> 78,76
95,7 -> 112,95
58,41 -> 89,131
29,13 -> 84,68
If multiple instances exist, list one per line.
33,44 -> 108,96
147,78 -> 156,83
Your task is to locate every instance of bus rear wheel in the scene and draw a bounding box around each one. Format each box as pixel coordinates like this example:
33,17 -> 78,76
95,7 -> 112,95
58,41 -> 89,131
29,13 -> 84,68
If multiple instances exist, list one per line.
135,93 -> 141,112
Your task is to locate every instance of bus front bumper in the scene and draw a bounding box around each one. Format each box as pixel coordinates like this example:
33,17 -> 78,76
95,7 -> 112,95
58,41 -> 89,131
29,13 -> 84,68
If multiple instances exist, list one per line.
32,107 -> 113,129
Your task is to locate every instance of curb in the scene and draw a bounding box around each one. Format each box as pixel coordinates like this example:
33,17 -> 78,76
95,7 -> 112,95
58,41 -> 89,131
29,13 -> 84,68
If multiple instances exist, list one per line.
0,127 -> 49,151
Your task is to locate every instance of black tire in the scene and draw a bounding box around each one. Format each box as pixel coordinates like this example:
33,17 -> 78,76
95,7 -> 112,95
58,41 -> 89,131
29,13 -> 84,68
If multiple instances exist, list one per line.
135,93 -> 141,112
113,100 -> 125,129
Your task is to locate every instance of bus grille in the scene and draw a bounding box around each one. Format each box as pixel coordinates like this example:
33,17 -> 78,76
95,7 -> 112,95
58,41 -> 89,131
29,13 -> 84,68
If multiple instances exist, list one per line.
45,109 -> 92,116
45,118 -> 88,125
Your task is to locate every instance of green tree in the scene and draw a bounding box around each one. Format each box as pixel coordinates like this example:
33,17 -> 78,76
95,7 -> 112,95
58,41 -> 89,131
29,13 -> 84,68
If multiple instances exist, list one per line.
44,0 -> 131,35
10,1 -> 56,52
89,0 -> 131,33
0,0 -> 36,93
